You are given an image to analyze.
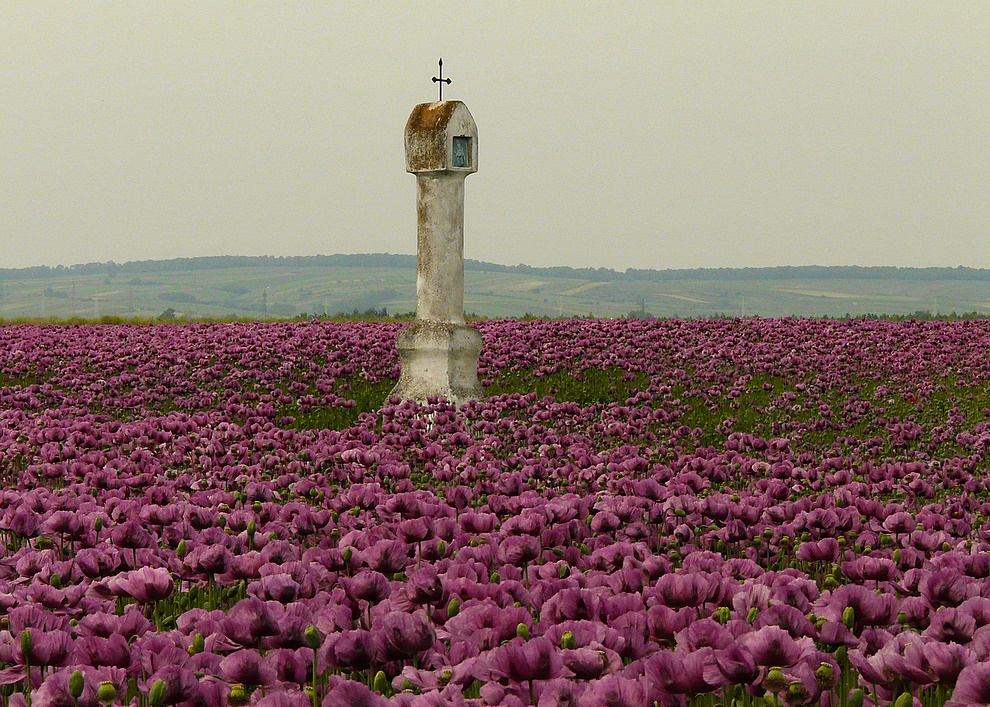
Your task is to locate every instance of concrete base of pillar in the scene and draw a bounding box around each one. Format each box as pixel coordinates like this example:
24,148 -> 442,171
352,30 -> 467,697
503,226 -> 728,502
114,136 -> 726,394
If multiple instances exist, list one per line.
391,320 -> 486,406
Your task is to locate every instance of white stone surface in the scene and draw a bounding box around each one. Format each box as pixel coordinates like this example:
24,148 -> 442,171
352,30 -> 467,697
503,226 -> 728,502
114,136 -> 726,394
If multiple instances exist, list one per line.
391,101 -> 485,406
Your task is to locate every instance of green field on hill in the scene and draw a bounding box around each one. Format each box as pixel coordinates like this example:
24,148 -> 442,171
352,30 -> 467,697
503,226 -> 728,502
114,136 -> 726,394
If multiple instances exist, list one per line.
2,256 -> 989,321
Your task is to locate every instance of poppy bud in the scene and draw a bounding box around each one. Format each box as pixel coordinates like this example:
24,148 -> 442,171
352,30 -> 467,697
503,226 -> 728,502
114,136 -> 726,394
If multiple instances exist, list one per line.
893,549 -> 902,563
579,543 -> 590,555
437,540 -> 446,557
148,679 -> 167,707
94,517 -> 103,533
191,633 -> 205,654
217,516 -> 226,529
516,623 -> 529,640
228,683 -> 248,706
848,688 -> 865,707
304,625 -> 321,650
69,670 -> 85,699
764,668 -> 786,693
814,662 -> 835,689
787,682 -> 809,702
489,571 -> 500,584
893,693 -> 912,707
560,631 -> 575,649
176,540 -> 187,559
50,573 -> 61,589
746,607 -> 758,624
842,606 -> 855,629
373,670 -> 388,695
97,681 -> 117,705
558,564 -> 569,578
246,520 -> 256,537
19,629 -> 31,655
343,546 -> 353,564
836,646 -> 848,664
447,597 -> 460,618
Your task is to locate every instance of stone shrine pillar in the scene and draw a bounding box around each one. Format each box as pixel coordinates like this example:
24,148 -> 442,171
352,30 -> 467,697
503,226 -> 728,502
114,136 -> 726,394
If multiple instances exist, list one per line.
390,101 -> 486,405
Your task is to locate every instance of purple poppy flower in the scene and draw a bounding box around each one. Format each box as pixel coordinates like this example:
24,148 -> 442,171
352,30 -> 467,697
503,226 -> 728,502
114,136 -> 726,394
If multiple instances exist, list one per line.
268,648 -> 309,685
75,547 -> 122,579
254,691 -> 312,707
753,604 -> 816,640
704,642 -> 760,686
675,619 -> 733,652
220,597 -> 282,647
579,674 -> 650,707
328,629 -> 378,670
653,573 -> 718,609
32,665 -> 128,707
145,665 -> 202,705
947,662 -> 990,707
188,544 -> 232,576
376,610 -> 435,661
561,648 -> 609,680
925,607 -> 977,644
219,649 -> 277,686
322,680 -> 388,707
8,508 -> 40,538
926,639 -> 973,687
251,573 -> 300,604
795,538 -> 839,563
820,584 -> 898,633
407,567 -> 443,605
398,517 -> 434,544
110,567 -> 174,603
481,636 -> 568,683
920,569 -> 979,609
72,634 -> 131,669
13,629 -> 73,667
342,571 -> 391,605
363,539 -> 409,575
109,519 -> 153,549
41,510 -> 84,538
738,626 -> 806,668
645,648 -> 718,694
496,535 -> 540,566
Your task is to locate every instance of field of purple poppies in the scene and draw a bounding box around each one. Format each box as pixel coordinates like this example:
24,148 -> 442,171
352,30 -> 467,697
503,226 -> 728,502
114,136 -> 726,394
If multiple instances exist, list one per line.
2,318 -> 990,707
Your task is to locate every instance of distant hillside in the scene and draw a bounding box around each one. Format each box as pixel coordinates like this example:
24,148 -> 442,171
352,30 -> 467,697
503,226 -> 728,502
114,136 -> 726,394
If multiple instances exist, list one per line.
3,254 -> 990,283
1,255 -> 989,320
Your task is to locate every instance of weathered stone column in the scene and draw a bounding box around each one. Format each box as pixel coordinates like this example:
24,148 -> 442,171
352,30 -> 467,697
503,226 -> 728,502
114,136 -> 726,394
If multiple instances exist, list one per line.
390,101 -> 485,405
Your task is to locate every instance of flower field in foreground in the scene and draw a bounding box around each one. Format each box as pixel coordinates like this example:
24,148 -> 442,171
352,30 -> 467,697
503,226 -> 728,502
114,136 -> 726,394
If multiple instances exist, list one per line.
2,318 -> 990,706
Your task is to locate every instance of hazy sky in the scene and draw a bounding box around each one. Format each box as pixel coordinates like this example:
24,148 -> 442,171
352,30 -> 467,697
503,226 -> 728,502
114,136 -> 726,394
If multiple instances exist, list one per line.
3,3 -> 989,271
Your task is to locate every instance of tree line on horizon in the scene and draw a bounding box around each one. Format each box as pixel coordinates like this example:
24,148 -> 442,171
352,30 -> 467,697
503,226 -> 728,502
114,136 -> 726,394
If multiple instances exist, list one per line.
2,254 -> 988,283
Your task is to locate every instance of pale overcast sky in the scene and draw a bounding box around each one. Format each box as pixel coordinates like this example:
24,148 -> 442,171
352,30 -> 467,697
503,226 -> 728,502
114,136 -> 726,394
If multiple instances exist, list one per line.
2,3 -> 988,271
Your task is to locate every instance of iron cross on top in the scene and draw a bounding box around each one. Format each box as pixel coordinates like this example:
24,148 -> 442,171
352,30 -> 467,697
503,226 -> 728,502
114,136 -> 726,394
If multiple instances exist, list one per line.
432,58 -> 451,102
